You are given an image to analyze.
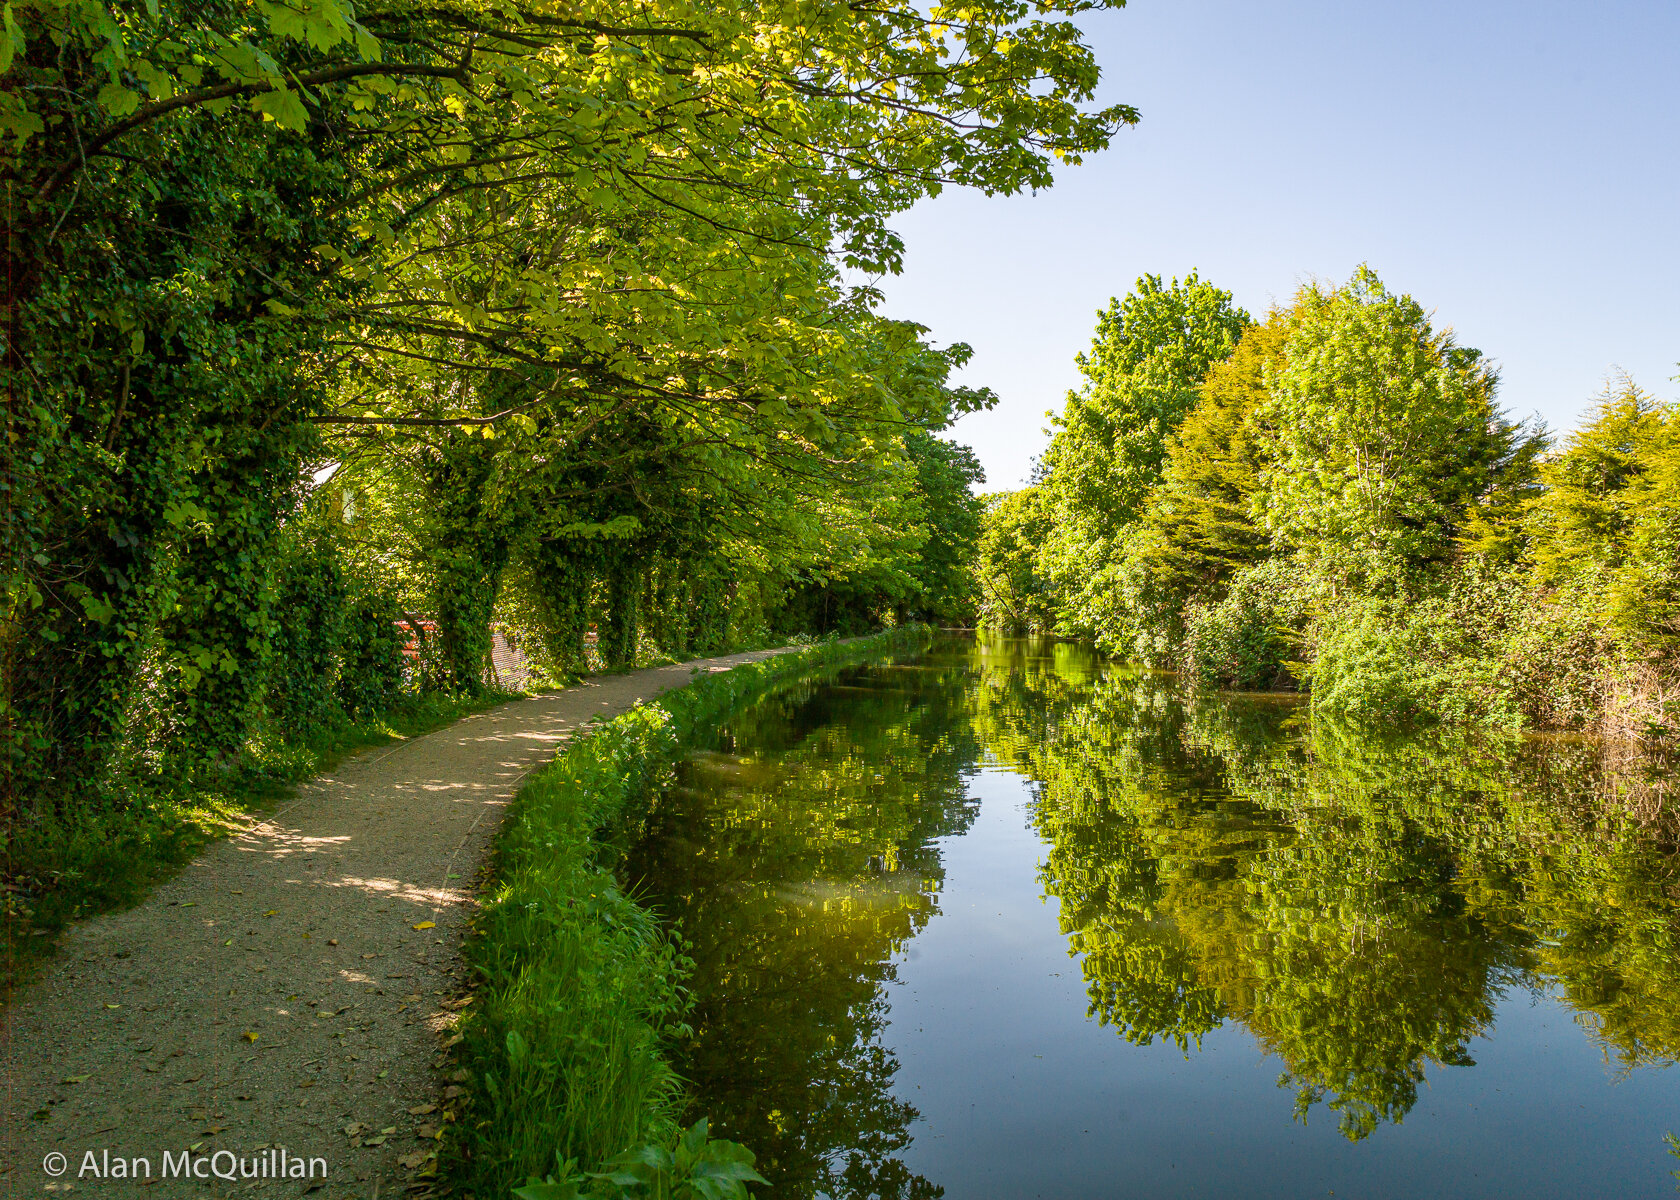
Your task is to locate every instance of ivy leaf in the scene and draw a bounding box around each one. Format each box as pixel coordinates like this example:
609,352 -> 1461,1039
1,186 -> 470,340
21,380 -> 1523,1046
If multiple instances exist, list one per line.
78,593 -> 116,625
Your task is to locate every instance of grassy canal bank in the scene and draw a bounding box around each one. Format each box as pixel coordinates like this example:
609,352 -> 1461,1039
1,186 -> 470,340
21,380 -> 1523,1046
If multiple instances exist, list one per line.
444,627 -> 932,1198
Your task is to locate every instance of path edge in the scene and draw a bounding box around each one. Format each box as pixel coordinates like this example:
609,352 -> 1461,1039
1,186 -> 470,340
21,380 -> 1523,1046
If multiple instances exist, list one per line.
438,626 -> 933,1196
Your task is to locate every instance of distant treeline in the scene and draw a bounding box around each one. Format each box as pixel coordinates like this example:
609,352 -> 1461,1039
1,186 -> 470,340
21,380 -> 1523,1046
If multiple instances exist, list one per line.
976,268 -> 1678,736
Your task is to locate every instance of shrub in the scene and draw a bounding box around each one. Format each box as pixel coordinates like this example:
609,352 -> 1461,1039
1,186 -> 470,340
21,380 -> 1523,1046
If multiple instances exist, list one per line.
1180,559 -> 1303,690
266,535 -> 408,733
1307,601 -> 1443,723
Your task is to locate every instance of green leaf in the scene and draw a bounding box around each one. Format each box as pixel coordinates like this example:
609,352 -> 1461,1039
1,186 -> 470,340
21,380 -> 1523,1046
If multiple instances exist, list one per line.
511,1182 -> 584,1200
505,1028 -> 528,1063
78,593 -> 117,625
0,4 -> 22,75
0,93 -> 43,145
96,82 -> 141,117
252,85 -> 309,131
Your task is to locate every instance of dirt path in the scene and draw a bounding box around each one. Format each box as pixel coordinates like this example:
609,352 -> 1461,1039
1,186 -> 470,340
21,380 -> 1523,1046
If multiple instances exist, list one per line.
1,649 -> 796,1199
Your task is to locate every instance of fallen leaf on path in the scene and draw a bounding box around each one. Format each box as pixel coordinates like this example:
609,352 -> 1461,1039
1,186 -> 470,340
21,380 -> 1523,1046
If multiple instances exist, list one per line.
363,1136 -> 387,1147
381,1126 -> 397,1135
263,910 -> 277,917
411,921 -> 435,931
241,1032 -> 259,1043
344,1123 -> 366,1137
440,996 -> 473,1010
407,1104 -> 436,1116
60,1074 -> 91,1084
327,939 -> 339,946
416,1124 -> 439,1139
397,1151 -> 431,1170
104,1003 -> 120,1009
181,902 -> 197,908
297,1080 -> 314,1088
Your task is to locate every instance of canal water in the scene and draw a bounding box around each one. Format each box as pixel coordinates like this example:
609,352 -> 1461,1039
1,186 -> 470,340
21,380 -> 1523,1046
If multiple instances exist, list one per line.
622,635 -> 1680,1199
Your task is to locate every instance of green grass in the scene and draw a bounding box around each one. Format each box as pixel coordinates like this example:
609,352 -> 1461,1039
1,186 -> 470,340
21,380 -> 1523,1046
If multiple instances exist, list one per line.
1,688 -> 516,994
444,627 -> 931,1199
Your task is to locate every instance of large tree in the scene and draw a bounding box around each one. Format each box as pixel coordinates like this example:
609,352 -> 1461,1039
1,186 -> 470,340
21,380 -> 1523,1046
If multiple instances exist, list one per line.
1255,267 -> 1520,583
1038,272 -> 1251,650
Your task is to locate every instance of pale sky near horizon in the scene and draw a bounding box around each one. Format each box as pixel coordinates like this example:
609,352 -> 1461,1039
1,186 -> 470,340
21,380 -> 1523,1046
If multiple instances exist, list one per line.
872,0 -> 1680,492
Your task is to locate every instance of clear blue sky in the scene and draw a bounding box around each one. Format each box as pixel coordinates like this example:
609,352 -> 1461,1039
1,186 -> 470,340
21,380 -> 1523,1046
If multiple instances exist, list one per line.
875,0 -> 1680,491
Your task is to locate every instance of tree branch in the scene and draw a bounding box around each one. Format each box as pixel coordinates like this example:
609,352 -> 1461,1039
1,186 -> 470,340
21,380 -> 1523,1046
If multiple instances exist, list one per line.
39,61 -> 471,204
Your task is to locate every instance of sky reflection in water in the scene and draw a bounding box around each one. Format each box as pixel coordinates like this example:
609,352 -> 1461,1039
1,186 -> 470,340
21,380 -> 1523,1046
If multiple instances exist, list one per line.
622,635 -> 1680,1199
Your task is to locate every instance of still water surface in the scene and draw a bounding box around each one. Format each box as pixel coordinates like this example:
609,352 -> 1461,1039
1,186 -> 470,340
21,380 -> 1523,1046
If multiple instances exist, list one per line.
623,636 -> 1680,1198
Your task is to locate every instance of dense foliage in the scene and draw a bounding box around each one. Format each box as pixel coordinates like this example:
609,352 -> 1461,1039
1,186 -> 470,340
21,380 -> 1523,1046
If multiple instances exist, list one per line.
981,267 -> 1678,735
3,0 -> 1127,901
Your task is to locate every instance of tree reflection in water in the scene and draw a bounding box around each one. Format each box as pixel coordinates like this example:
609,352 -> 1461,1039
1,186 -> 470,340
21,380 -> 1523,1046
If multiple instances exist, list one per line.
625,659 -> 981,1199
979,636 -> 1680,1142
626,636 -> 1680,1199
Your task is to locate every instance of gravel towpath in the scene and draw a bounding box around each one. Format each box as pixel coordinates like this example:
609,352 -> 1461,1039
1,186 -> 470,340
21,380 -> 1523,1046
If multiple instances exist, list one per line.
1,649 -> 794,1199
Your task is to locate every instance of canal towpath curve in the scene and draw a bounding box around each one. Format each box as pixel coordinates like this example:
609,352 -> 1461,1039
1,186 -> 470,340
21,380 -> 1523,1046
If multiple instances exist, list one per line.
1,648 -> 796,1198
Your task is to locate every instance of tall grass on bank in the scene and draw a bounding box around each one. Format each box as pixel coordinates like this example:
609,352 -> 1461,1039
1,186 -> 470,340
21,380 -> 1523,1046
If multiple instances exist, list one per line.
1,689 -> 515,989
446,628 -> 932,1198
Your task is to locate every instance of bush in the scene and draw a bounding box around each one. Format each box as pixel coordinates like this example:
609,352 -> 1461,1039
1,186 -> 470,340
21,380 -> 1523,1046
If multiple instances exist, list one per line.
1180,559 -> 1302,690
266,536 -> 408,733
337,589 -> 408,718
1304,567 -> 1600,731
1307,601 -> 1443,723
266,539 -> 351,731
